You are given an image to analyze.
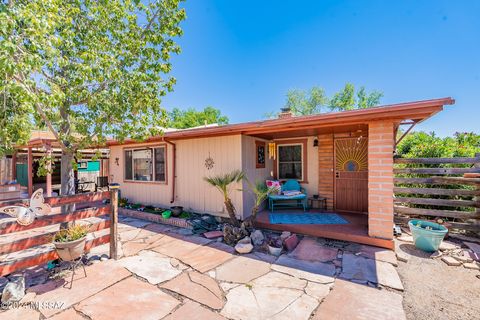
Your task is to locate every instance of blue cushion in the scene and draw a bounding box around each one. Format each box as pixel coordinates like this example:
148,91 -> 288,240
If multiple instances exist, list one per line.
281,180 -> 301,192
269,194 -> 306,200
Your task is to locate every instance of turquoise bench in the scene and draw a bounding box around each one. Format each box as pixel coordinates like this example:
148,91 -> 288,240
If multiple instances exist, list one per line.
268,180 -> 307,212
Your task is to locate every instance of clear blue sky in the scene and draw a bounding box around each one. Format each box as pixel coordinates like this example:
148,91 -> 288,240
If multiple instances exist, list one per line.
162,0 -> 480,136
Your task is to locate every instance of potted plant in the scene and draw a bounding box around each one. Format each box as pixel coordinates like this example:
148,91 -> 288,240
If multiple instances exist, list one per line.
52,224 -> 89,261
408,219 -> 448,252
267,237 -> 283,256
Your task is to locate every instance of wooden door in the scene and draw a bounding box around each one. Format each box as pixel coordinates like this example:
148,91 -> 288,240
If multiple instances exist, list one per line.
334,137 -> 368,213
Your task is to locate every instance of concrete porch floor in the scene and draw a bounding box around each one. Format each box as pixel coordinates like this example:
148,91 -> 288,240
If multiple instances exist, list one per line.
255,210 -> 394,250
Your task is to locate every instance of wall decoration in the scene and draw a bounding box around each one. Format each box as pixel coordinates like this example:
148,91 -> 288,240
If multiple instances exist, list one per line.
255,141 -> 266,168
268,142 -> 276,160
205,152 -> 215,170
0,188 -> 51,225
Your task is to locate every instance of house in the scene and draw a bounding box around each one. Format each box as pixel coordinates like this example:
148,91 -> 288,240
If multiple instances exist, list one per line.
107,97 -> 455,249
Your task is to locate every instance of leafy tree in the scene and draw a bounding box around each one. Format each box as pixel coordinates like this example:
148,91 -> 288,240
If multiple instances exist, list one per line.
168,106 -> 229,129
0,0 -> 186,195
268,83 -> 383,117
204,170 -> 244,227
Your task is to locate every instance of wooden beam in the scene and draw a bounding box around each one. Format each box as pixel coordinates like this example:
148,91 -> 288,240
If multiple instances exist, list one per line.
394,205 -> 480,219
46,142 -> 52,197
27,147 -> 33,196
110,188 -> 119,260
394,167 -> 480,175
394,177 -> 480,186
394,197 -> 480,208
11,152 -> 17,181
395,121 -> 417,148
393,187 -> 480,197
394,157 -> 479,164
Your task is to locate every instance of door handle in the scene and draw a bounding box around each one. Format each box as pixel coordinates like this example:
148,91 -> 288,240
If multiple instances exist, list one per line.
335,172 -> 339,178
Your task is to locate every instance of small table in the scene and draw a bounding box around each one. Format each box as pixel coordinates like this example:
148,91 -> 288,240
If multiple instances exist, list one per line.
308,196 -> 327,210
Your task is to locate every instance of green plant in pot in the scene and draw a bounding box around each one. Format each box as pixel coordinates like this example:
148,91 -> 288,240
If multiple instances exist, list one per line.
52,224 -> 89,261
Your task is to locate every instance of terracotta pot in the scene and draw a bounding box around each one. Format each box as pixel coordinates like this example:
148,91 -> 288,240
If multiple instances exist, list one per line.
53,236 -> 86,261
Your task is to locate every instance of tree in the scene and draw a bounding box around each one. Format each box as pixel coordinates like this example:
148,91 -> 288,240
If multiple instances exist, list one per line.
0,0 -> 186,195
267,83 -> 383,117
204,170 -> 244,227
168,106 -> 229,129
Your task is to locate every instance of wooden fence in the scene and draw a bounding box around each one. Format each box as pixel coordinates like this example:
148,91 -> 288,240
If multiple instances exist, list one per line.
0,190 -> 118,277
393,154 -> 480,233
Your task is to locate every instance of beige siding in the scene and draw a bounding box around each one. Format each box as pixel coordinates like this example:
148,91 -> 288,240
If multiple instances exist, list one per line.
176,135 -> 243,217
110,135 -> 244,218
241,136 -> 274,218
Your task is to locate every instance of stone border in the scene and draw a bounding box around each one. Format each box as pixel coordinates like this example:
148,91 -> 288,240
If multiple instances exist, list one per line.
119,208 -> 192,229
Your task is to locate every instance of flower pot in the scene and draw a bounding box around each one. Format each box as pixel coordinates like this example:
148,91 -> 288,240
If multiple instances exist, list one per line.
408,219 -> 448,252
53,236 -> 86,261
170,206 -> 183,217
162,210 -> 172,219
268,244 -> 282,256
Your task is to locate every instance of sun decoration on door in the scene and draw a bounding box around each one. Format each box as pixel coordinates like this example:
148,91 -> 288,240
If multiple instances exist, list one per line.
335,138 -> 368,172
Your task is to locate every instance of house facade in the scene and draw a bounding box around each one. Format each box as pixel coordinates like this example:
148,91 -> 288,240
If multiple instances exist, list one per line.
107,98 -> 454,248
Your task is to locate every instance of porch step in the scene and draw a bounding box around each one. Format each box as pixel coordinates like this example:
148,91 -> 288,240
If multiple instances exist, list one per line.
0,228 -> 110,277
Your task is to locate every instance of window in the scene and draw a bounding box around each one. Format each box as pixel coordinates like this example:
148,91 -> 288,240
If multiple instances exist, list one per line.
277,144 -> 303,180
124,146 -> 166,182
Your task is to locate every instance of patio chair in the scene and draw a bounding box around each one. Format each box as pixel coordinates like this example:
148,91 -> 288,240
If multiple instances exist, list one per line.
268,179 -> 307,212
95,176 -> 110,192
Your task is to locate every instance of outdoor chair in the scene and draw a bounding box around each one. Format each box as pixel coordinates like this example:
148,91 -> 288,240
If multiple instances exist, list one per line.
268,179 -> 307,212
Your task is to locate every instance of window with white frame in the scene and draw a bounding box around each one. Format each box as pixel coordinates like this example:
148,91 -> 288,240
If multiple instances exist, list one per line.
124,146 -> 166,182
277,144 -> 303,180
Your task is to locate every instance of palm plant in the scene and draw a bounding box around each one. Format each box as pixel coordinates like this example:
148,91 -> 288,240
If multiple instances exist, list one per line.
204,170 -> 245,226
243,178 -> 269,226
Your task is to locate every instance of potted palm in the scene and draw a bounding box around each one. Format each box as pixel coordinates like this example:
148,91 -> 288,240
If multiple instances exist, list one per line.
52,224 -> 89,261
204,170 -> 244,227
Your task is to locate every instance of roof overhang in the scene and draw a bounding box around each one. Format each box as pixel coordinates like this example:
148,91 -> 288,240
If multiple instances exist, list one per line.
106,97 -> 454,146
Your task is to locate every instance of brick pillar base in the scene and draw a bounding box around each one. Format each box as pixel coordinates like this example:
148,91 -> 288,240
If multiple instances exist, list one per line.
368,121 -> 394,239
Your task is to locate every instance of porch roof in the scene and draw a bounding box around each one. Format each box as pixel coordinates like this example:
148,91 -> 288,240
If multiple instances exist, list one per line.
107,97 -> 454,145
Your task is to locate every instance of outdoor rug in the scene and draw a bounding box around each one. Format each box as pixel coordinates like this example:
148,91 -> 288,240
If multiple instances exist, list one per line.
268,213 -> 348,225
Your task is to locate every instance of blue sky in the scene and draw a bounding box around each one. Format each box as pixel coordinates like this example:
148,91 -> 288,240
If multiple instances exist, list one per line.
162,1 -> 480,136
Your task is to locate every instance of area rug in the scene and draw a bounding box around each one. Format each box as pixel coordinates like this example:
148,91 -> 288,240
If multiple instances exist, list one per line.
268,213 -> 348,225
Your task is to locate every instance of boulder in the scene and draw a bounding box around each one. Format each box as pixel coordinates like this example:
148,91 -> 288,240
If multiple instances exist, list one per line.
251,230 -> 265,246
235,237 -> 253,254
1,276 -> 25,304
284,234 -> 299,252
280,231 -> 291,241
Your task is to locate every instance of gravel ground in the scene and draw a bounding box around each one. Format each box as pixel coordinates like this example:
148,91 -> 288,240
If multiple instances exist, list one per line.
396,241 -> 480,320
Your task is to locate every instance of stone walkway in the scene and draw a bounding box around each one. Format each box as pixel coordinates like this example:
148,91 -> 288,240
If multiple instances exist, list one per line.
1,216 -> 406,320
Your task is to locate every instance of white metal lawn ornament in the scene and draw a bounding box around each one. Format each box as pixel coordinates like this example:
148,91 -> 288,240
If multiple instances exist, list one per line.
0,189 -> 52,226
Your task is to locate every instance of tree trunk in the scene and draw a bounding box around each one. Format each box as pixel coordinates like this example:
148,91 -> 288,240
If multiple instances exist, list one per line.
60,152 -> 76,228
61,152 -> 76,195
224,198 -> 240,227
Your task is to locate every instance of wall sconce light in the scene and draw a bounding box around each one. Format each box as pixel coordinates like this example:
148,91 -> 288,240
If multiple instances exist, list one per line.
313,139 -> 319,147
115,157 -> 119,166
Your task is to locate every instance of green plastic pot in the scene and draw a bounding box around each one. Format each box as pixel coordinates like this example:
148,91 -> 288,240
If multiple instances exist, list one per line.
408,219 -> 448,252
162,210 -> 172,219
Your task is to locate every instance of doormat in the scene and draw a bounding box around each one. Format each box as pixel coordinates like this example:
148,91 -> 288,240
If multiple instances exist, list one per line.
268,213 -> 348,225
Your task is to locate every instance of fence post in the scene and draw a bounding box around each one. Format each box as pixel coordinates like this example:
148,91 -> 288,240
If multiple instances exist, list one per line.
109,188 -> 119,260
474,153 -> 480,233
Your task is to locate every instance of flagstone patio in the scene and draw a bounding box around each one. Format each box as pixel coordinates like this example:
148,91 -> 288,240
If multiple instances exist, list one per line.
0,215 -> 407,320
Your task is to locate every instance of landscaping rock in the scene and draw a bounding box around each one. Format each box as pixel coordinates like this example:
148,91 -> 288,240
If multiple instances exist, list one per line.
430,251 -> 442,259
463,262 -> 480,270
280,231 -> 291,241
284,234 -> 299,252
377,261 -> 404,291
223,224 -> 248,246
358,245 -> 398,266
250,230 -> 265,246
0,276 -> 9,292
165,300 -> 226,320
441,256 -> 462,266
1,276 -> 25,304
305,282 -> 332,301
454,250 -> 474,263
203,230 -> 224,239
340,253 -> 377,283
234,237 -> 253,254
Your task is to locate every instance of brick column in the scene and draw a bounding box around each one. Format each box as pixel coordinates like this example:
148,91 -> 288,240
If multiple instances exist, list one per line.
368,121 -> 395,239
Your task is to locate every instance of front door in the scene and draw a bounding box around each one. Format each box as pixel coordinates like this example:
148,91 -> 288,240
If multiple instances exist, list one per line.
334,137 -> 368,213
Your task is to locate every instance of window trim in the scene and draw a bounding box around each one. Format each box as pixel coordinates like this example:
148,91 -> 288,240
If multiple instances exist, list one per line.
123,144 -> 168,184
273,138 -> 308,183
